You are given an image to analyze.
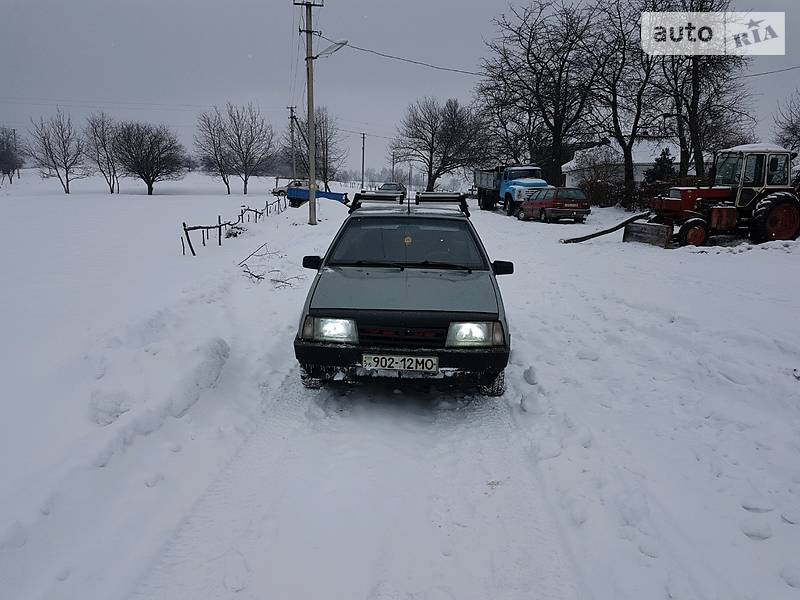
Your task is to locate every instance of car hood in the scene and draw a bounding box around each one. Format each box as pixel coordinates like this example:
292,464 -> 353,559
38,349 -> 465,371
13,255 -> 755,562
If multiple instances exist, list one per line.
510,178 -> 548,188
310,267 -> 498,313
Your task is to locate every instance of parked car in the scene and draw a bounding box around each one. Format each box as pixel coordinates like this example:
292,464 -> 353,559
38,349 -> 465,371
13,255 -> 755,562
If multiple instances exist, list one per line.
294,193 -> 514,396
272,180 -> 307,196
377,182 -> 407,199
287,186 -> 349,208
517,187 -> 591,223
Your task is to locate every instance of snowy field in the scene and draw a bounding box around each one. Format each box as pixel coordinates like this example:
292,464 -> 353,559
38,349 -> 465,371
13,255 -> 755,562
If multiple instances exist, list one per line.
1,172 -> 800,599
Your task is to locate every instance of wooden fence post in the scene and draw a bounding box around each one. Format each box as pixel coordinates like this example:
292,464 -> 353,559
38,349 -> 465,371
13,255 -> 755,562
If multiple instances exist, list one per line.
218,215 -> 222,246
181,237 -> 185,256
182,222 -> 196,257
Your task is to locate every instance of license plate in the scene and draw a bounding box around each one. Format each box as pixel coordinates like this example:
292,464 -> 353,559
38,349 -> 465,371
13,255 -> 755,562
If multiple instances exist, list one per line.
564,203 -> 579,208
362,354 -> 439,372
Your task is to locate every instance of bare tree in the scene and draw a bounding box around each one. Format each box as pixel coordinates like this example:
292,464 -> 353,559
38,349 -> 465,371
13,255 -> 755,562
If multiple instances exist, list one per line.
774,89 -> 800,152
653,0 -> 751,177
26,109 -> 90,194
475,80 -> 549,166
391,97 -> 485,191
112,121 -> 188,195
85,112 -> 119,194
573,144 -> 625,207
286,107 -> 348,191
592,0 -> 661,205
480,1 -> 602,184
222,103 -> 274,195
0,126 -> 23,185
195,108 -> 234,194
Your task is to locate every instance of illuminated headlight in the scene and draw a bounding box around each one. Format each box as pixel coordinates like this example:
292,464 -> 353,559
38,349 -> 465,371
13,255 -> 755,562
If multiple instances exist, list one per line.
302,317 -> 358,343
445,322 -> 505,347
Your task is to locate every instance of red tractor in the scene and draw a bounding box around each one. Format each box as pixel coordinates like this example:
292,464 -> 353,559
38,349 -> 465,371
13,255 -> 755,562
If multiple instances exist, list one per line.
648,144 -> 800,246
564,144 -> 800,248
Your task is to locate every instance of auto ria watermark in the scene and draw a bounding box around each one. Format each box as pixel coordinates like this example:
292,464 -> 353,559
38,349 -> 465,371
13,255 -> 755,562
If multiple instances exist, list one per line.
641,12 -> 785,55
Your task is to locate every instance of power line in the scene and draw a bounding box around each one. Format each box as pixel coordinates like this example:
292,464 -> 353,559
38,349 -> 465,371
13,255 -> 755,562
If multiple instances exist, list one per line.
318,34 -> 480,77
340,127 -> 393,141
320,31 -> 800,82
737,64 -> 800,79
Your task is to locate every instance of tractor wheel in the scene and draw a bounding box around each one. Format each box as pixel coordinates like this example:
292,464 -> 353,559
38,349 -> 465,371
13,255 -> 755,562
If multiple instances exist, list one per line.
678,218 -> 709,246
516,208 -> 527,221
749,192 -> 800,243
505,196 -> 515,216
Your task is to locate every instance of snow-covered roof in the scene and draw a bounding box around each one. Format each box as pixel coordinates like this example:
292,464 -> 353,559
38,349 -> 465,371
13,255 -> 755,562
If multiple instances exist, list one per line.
719,143 -> 792,154
563,139 -> 681,172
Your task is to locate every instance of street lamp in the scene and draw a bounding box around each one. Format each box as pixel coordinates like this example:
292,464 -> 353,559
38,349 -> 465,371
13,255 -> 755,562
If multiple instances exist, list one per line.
316,40 -> 348,59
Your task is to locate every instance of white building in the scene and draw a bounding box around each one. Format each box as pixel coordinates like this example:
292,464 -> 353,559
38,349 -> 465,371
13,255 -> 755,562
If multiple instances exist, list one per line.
562,139 -> 684,187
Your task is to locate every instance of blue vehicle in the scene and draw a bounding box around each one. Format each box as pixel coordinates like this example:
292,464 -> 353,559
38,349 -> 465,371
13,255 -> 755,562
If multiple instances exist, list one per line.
286,186 -> 349,208
474,165 -> 549,215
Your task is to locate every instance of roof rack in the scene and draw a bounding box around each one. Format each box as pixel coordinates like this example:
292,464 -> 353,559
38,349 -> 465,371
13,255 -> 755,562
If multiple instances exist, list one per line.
348,191 -> 404,214
414,192 -> 471,217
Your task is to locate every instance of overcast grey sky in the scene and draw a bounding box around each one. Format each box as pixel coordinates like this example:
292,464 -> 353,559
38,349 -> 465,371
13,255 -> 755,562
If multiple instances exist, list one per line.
0,0 -> 797,172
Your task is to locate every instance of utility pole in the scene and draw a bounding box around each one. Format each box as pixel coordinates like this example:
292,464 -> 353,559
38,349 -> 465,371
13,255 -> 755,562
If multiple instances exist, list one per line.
295,0 -> 323,225
391,151 -> 396,181
12,128 -> 19,177
360,132 -> 366,189
287,106 -> 297,180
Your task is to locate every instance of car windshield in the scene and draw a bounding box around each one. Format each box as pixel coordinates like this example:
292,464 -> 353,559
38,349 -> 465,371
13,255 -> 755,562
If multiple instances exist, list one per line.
714,153 -> 743,186
508,168 -> 542,180
327,217 -> 487,270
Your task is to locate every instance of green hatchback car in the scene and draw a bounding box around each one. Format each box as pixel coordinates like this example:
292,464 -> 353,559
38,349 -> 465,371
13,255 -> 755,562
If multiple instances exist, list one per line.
293,193 -> 514,396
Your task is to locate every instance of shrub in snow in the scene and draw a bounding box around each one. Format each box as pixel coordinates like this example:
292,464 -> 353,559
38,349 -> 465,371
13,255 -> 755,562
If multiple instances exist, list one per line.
226,224 -> 246,238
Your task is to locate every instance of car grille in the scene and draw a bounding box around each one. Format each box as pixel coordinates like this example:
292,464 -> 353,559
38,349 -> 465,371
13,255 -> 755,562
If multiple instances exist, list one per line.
358,325 -> 448,349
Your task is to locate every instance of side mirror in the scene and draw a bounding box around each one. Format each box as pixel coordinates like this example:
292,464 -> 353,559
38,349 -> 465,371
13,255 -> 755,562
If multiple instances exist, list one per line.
492,260 -> 514,275
302,255 -> 323,270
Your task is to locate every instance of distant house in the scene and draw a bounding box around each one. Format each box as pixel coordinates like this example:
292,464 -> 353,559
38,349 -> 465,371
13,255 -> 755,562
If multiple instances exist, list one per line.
562,139 -> 685,187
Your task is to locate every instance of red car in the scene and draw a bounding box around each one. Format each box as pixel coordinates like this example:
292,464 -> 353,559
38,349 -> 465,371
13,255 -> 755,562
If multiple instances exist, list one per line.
517,187 -> 591,223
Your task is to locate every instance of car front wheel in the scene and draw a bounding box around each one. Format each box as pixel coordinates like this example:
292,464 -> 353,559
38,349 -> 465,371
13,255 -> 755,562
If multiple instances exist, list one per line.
478,371 -> 506,397
300,369 -> 323,389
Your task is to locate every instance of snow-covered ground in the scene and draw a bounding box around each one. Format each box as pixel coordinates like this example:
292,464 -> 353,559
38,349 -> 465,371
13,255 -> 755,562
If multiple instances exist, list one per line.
1,173 -> 800,599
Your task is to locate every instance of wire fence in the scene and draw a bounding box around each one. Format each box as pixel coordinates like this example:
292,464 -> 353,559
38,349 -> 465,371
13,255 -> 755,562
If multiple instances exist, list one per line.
180,195 -> 288,256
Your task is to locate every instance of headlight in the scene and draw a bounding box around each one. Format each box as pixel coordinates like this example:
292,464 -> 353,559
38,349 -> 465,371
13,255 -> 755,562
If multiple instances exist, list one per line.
445,322 -> 505,347
302,317 -> 358,343
515,188 -> 524,199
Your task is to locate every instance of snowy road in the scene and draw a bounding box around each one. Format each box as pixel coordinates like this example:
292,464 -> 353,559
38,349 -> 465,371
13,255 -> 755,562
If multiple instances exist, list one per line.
131,377 -> 580,600
2,177 -> 800,599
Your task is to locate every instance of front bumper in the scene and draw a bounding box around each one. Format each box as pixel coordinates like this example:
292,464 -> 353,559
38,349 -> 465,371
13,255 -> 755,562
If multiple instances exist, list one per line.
294,340 -> 509,383
547,208 -> 591,218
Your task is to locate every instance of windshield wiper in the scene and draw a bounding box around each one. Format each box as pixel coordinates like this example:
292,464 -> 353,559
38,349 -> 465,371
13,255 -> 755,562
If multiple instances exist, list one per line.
327,260 -> 405,270
404,260 -> 473,273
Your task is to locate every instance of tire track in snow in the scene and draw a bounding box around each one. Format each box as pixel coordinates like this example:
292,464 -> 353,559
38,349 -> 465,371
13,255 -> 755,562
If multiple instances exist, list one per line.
129,374 -> 584,600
